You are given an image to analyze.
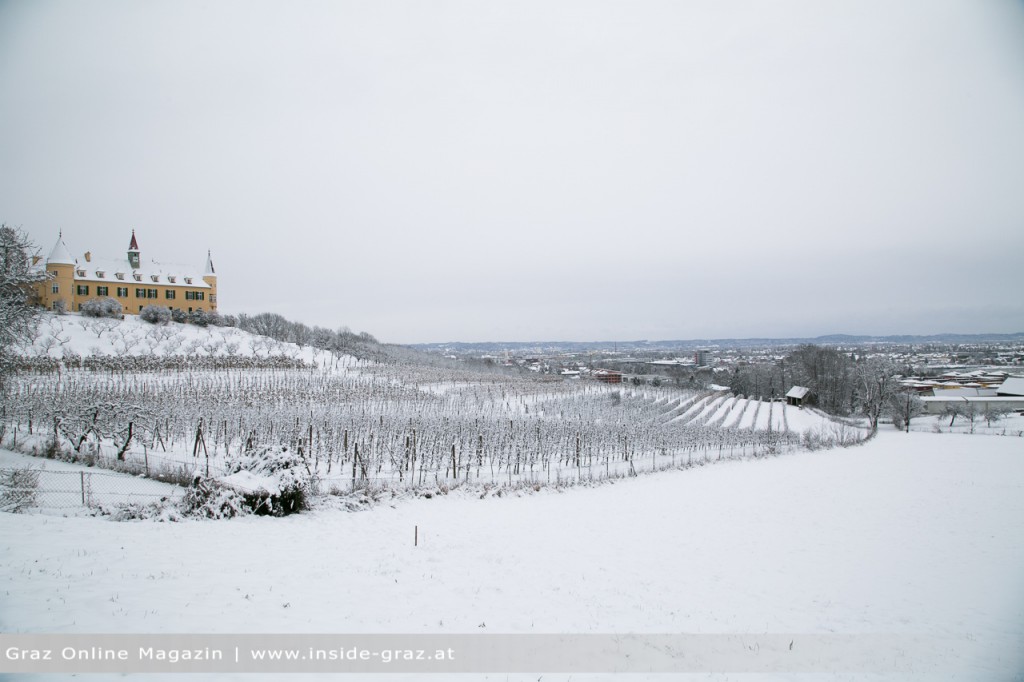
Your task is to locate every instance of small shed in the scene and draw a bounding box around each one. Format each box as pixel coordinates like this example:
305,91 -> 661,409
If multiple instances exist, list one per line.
786,385 -> 811,407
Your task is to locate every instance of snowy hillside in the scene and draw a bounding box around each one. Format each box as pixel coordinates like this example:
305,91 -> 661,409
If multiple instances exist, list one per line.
17,312 -> 346,367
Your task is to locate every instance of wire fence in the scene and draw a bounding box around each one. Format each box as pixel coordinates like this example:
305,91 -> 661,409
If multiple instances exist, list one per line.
0,468 -> 185,512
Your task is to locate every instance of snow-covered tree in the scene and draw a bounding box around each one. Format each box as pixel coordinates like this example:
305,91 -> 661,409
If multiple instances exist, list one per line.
1,225 -> 47,390
855,357 -> 901,431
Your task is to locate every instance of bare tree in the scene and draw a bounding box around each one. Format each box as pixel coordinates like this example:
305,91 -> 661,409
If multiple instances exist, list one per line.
984,405 -> 1012,428
888,389 -> 923,432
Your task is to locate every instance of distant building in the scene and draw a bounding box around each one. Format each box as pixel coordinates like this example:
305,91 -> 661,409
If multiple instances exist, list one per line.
593,369 -> 624,384
695,349 -> 711,367
33,231 -> 218,316
920,395 -> 1024,415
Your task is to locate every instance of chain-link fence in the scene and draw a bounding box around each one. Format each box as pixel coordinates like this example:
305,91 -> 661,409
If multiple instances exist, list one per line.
0,467 -> 185,512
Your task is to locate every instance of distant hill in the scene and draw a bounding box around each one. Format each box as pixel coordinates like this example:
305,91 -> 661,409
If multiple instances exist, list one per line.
412,332 -> 1024,354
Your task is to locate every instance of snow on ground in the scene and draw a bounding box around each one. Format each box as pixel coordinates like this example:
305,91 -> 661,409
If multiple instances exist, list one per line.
784,405 -> 835,432
2,430 -> 1023,680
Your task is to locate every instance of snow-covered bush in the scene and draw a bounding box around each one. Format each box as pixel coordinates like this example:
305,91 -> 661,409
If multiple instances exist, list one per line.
180,476 -> 250,519
189,309 -> 212,327
220,445 -> 314,516
170,308 -> 188,323
80,297 -> 123,319
140,305 -> 171,325
106,499 -> 182,522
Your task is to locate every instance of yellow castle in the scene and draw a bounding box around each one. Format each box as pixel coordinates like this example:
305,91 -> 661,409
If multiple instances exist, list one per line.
35,231 -> 218,315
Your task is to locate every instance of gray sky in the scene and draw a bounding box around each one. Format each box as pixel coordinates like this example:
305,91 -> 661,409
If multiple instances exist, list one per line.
2,0 -> 1023,344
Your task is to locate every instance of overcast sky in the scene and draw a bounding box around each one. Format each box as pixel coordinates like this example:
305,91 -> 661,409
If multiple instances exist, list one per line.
2,0 -> 1023,344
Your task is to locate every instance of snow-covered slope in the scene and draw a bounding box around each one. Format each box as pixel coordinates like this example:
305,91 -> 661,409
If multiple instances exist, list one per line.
18,312 -> 347,367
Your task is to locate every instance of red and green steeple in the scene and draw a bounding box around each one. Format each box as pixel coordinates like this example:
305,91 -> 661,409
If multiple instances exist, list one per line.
128,230 -> 140,269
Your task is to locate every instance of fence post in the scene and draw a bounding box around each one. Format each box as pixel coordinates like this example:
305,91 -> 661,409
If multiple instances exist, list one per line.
80,471 -> 86,506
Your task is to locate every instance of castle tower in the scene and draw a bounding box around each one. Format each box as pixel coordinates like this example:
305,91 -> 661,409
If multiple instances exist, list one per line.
41,232 -> 76,311
203,250 -> 217,311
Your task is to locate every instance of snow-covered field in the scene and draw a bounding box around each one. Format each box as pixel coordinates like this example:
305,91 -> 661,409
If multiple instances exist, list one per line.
2,429 -> 1022,681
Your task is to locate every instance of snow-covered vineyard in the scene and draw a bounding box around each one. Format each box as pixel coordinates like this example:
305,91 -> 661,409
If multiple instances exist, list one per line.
1,315 -> 866,514
3,316 -> 1023,681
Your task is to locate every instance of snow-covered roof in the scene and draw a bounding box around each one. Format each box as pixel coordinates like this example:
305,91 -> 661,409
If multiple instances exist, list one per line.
921,395 -> 1024,404
42,233 -> 215,288
997,377 -> 1024,397
932,388 -> 999,398
786,386 -> 810,399
68,253 -> 212,288
46,234 -> 75,266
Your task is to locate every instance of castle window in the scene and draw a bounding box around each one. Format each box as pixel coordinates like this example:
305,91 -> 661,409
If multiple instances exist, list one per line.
133,274 -> 142,281
147,289 -> 158,299
117,287 -> 128,298
165,290 -> 176,300
96,271 -> 105,278
77,269 -> 85,277
115,272 -> 124,280
168,276 -> 176,283
150,275 -> 160,283
76,285 -> 89,295
49,270 -> 58,277
185,291 -> 206,301
184,277 -> 193,284
51,284 -> 59,294
135,288 -> 146,298
97,286 -> 109,296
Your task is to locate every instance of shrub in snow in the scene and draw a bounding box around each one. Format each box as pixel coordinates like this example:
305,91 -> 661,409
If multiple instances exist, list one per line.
80,297 -> 123,319
170,308 -> 188,323
0,467 -> 40,513
140,305 -> 171,325
106,499 -> 182,522
180,476 -> 251,519
188,309 -> 211,327
220,445 -> 314,516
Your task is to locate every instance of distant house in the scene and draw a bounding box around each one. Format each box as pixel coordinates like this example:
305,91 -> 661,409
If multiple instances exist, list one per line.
593,369 -> 624,384
786,386 -> 811,407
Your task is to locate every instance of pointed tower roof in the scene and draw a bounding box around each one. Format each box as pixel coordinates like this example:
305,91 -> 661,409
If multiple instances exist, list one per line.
47,232 -> 76,266
128,229 -> 139,251
204,250 -> 216,276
